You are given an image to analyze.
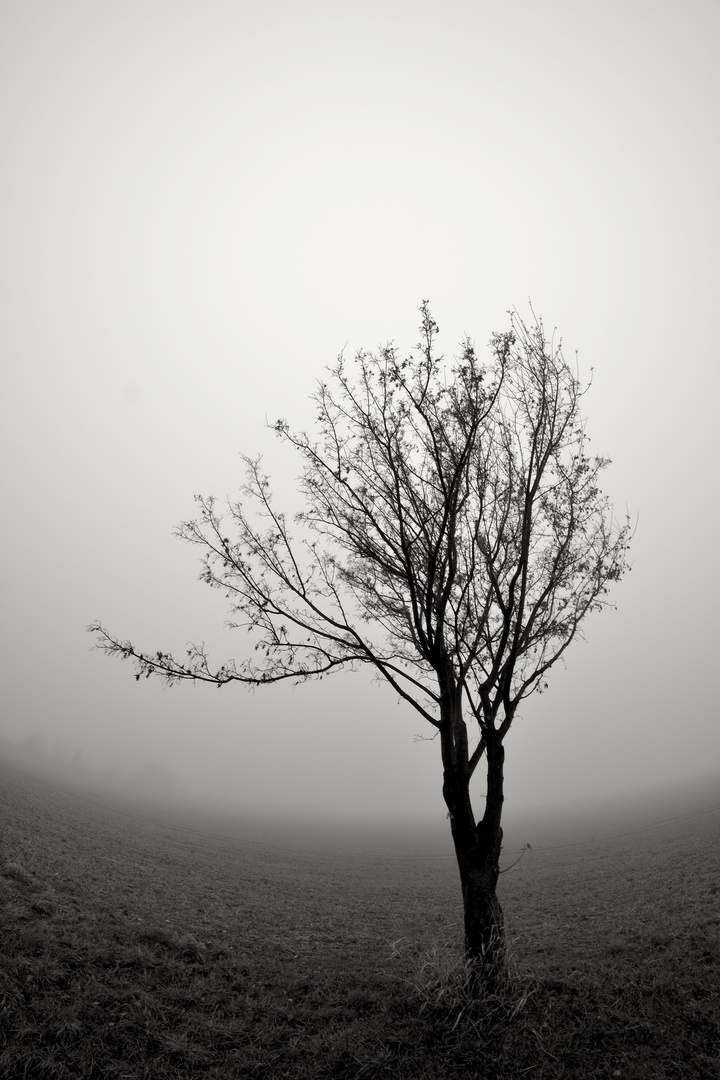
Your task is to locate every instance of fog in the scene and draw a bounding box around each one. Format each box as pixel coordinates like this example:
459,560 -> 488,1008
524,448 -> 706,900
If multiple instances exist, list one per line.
1,1 -> 719,832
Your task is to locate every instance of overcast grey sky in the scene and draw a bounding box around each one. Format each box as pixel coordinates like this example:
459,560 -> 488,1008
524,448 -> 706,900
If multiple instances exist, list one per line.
1,0 -> 718,823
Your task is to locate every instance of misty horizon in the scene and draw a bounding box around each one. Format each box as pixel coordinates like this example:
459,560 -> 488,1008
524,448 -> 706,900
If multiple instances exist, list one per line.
3,734 -> 718,858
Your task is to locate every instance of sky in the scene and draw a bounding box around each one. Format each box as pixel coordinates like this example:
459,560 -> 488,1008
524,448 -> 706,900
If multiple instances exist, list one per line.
1,0 -> 719,826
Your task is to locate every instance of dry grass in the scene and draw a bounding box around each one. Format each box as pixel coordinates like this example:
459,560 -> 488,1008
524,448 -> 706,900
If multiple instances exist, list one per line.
1,758 -> 718,1079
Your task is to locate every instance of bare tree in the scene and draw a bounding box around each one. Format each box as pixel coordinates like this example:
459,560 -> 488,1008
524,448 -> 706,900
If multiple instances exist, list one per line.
90,303 -> 631,985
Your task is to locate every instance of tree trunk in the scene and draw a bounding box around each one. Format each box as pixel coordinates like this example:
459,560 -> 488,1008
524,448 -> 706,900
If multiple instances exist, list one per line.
443,732 -> 506,990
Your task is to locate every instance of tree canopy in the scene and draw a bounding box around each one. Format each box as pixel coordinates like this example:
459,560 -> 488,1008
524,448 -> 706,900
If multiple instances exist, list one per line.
92,302 -> 630,763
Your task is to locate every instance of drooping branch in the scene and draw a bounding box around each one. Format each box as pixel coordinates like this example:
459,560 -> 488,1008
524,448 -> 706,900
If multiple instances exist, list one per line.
89,468 -> 445,727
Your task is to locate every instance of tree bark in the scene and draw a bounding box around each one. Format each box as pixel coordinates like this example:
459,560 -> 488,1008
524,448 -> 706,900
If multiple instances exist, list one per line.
443,725 -> 506,990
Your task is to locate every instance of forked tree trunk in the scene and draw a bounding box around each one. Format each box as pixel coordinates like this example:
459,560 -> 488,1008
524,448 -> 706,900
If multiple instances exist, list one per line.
443,734 -> 506,991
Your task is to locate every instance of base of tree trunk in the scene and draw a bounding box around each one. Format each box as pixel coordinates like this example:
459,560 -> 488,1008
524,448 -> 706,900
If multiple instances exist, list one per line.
466,922 -> 508,997
462,882 -> 507,996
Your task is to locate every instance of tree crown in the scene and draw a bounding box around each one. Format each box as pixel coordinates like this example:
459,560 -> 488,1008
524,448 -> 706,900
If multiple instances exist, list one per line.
90,303 -> 631,744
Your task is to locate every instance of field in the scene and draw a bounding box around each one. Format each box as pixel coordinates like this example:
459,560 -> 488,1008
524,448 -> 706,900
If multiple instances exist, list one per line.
1,759 -> 718,1079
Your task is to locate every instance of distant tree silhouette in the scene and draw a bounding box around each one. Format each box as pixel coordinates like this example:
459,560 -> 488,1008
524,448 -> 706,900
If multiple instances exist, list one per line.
90,303 -> 632,987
